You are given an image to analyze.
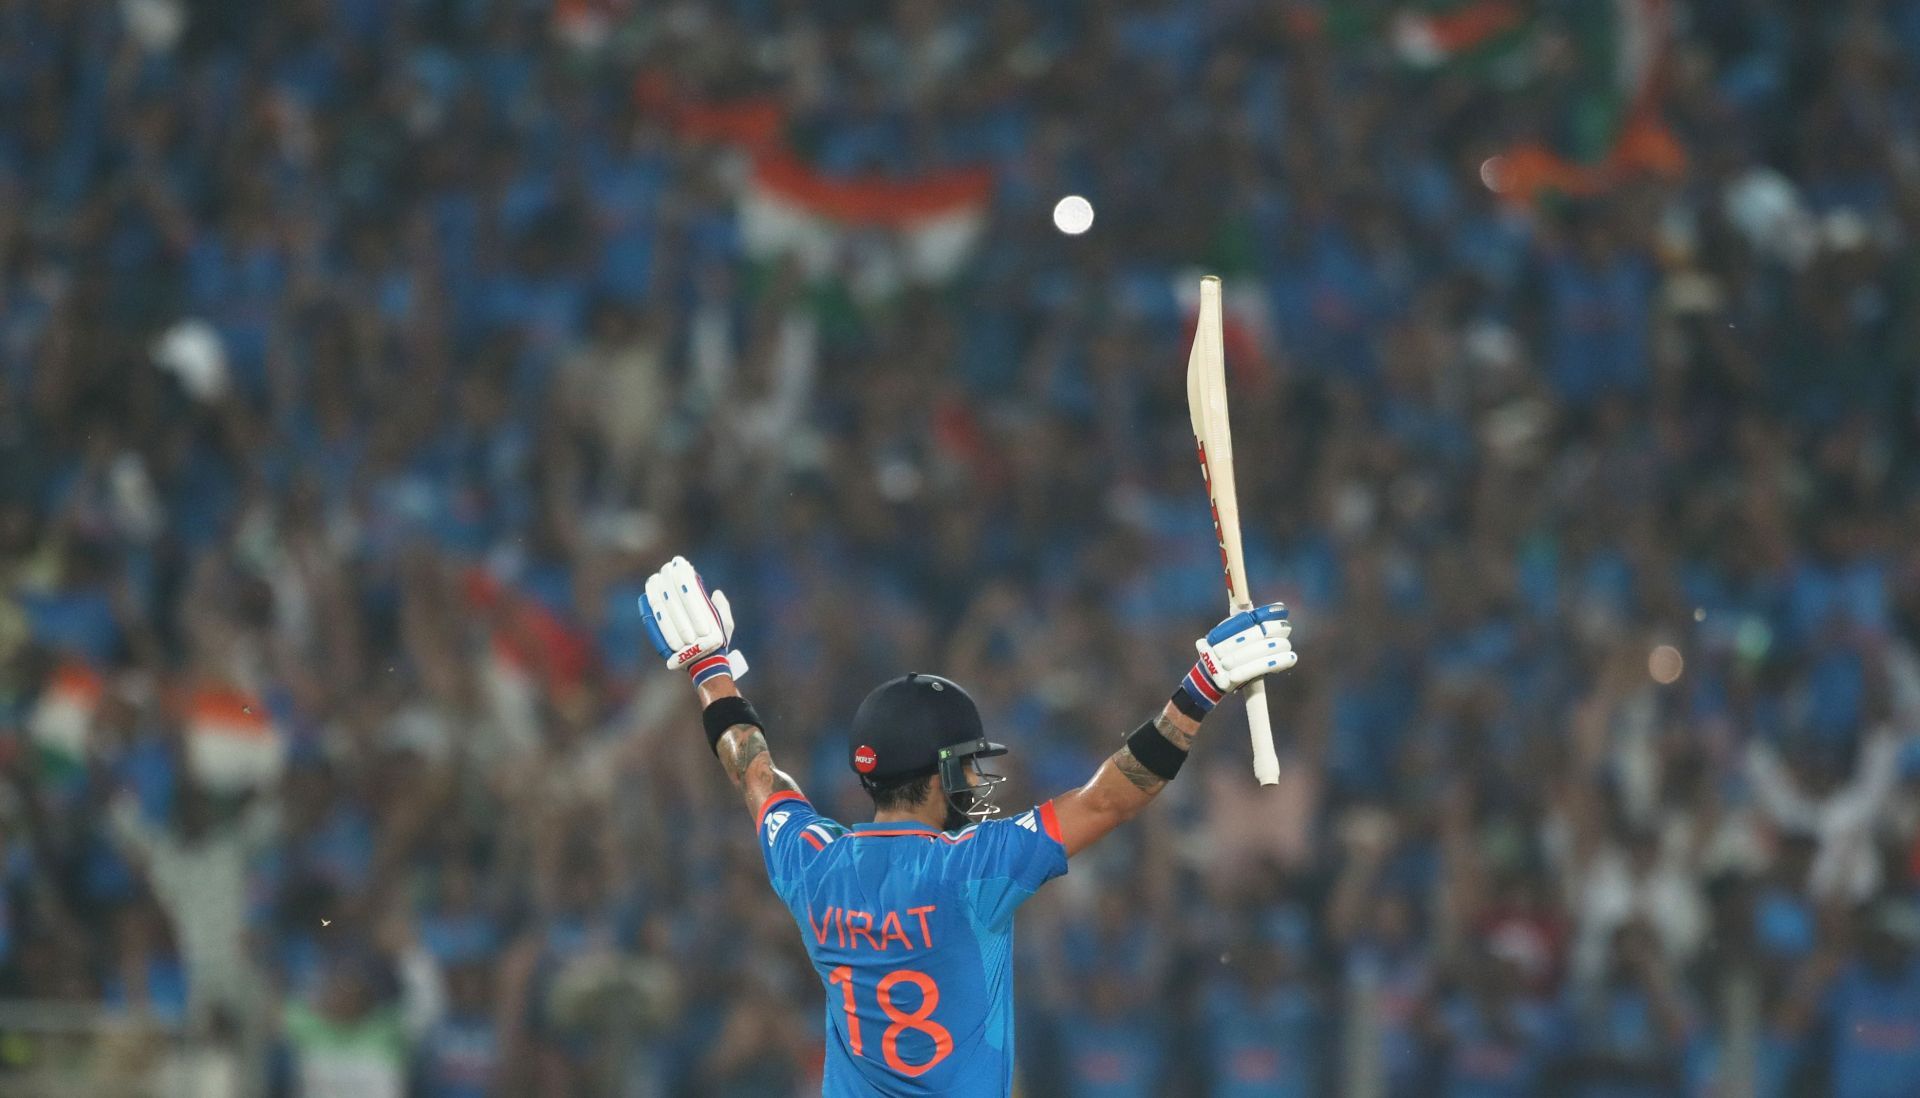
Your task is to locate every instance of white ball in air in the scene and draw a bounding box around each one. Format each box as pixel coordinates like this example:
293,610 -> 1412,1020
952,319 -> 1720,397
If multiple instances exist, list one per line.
1052,195 -> 1095,235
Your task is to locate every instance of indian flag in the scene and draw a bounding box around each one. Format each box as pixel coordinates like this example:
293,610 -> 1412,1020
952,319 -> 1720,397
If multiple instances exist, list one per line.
1559,0 -> 1670,160
29,661 -> 101,778
1490,0 -> 1681,201
461,567 -> 591,758
1388,0 -> 1669,120
640,80 -> 995,285
1382,0 -> 1681,201
738,151 -> 993,285
186,683 -> 285,793
1390,0 -> 1531,73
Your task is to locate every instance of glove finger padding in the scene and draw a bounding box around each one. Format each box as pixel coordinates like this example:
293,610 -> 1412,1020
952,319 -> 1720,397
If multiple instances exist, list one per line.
710,589 -> 735,645
711,588 -> 748,680
1199,624 -> 1297,685
1194,604 -> 1296,693
644,573 -> 688,663
674,559 -> 728,642
640,590 -> 673,662
662,558 -> 706,648
644,558 -> 730,671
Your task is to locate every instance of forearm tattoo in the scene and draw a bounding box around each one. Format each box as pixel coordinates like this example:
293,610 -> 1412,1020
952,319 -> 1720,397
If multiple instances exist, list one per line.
1113,747 -> 1168,795
1154,709 -> 1197,750
1111,709 -> 1194,795
719,726 -> 800,810
718,726 -> 767,784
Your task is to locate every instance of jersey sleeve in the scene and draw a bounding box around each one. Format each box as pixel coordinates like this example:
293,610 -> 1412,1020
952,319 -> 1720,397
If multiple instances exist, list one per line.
755,791 -> 836,901
954,801 -> 1069,930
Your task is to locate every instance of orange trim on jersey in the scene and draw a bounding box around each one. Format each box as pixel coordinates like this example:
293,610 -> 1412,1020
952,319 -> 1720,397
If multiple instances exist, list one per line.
1038,800 -> 1064,845
851,828 -> 979,844
757,790 -> 810,831
800,830 -> 824,851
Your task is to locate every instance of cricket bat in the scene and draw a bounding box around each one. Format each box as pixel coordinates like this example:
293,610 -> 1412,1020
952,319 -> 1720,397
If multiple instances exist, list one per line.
1186,275 -> 1281,786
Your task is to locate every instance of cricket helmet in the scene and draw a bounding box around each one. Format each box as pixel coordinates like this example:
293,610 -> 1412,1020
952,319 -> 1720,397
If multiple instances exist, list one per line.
849,672 -> 1007,821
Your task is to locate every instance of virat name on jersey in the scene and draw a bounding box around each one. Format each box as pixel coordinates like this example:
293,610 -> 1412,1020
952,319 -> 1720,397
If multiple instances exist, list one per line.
760,794 -> 1068,1094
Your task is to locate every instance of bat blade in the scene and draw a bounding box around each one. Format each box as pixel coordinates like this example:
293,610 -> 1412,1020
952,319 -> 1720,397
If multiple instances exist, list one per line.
1186,276 -> 1281,786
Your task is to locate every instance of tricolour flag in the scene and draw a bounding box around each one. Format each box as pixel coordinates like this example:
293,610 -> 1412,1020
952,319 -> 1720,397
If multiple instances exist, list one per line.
29,661 -> 101,778
1390,0 -> 1530,71
638,78 -> 995,285
739,151 -> 993,285
186,683 -> 285,793
1371,0 -> 1684,201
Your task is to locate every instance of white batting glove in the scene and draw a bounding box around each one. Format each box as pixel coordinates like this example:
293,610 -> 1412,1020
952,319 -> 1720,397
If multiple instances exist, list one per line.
641,556 -> 749,685
1175,603 -> 1295,714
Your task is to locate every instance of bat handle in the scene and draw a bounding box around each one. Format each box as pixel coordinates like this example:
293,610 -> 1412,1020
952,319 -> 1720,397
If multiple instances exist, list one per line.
1245,680 -> 1280,786
1226,595 -> 1281,785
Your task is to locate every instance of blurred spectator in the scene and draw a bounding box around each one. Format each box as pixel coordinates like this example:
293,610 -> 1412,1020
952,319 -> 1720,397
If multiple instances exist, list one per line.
110,779 -> 278,1082
278,944 -> 435,1098
1772,898 -> 1920,1098
1058,970 -> 1167,1098
1199,929 -> 1325,1098
1421,942 -> 1565,1098
1557,919 -> 1700,1098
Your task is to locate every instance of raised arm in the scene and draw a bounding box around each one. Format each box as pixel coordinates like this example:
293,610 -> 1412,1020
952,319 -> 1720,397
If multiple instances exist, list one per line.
700,675 -> 802,816
641,555 -> 803,817
1050,702 -> 1199,856
1051,604 -> 1296,857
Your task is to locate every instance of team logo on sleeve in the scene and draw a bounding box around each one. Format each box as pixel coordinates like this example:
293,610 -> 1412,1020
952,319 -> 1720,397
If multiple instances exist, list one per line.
765,810 -> 792,846
853,746 -> 878,773
1014,810 -> 1038,832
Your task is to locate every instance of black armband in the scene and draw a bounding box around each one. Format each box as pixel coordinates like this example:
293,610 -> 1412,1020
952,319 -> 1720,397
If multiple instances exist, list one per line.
702,696 -> 764,755
1125,720 -> 1188,781
1169,684 -> 1210,723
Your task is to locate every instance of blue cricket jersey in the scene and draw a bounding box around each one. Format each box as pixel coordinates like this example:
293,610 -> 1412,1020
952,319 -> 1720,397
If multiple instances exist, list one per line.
755,791 -> 1069,1096
1824,958 -> 1920,1098
1202,980 -> 1322,1098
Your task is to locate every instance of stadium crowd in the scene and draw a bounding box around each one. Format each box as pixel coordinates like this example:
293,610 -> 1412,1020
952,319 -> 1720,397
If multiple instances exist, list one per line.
3,0 -> 1920,1095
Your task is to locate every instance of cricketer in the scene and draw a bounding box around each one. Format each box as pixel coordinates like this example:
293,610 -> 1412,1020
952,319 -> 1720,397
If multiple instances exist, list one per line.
642,555 -> 1298,1096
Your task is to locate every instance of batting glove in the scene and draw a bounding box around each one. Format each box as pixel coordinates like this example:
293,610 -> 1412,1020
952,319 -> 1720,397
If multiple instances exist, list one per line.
641,556 -> 749,685
1175,603 -> 1295,715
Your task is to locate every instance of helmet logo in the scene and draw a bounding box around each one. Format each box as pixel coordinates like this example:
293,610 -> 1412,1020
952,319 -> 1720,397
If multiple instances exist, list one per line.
853,745 -> 878,773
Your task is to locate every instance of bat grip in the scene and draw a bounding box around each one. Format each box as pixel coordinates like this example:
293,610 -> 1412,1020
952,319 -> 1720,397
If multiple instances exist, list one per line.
1222,595 -> 1280,785
1245,680 -> 1280,786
